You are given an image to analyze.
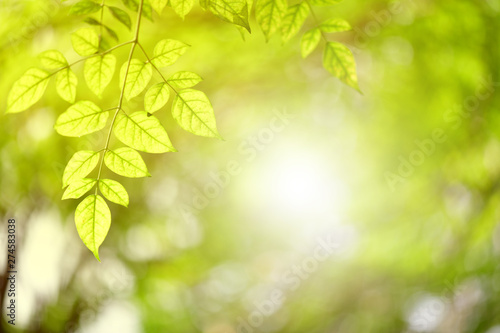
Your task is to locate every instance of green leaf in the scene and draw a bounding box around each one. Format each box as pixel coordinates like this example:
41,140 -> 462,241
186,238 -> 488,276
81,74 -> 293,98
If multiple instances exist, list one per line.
256,0 -> 287,41
84,17 -> 101,26
319,18 -> 351,33
84,54 -> 116,98
170,0 -> 194,18
309,0 -> 342,5
69,0 -> 102,15
75,194 -> 111,261
108,6 -> 132,30
6,68 -> 50,114
202,0 -> 251,32
38,50 -> 68,69
281,2 -> 309,43
63,150 -> 100,188
99,179 -> 129,207
323,41 -> 359,91
150,0 -> 168,14
71,28 -> 99,56
167,71 -> 202,89
104,147 -> 150,178
122,0 -> 154,21
300,28 -> 321,58
55,100 -> 109,137
144,83 -> 170,113
62,178 -> 96,199
151,39 -> 190,68
120,59 -> 153,100
114,111 -> 176,153
56,68 -> 78,103
104,26 -> 119,41
172,89 -> 221,138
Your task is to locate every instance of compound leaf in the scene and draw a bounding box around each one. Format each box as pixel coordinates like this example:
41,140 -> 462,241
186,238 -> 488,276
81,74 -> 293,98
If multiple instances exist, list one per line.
70,0 -> 102,15
319,18 -> 351,33
75,194 -> 111,261
55,100 -> 109,137
114,111 -> 176,153
99,179 -> 129,207
120,59 -> 152,100
56,68 -> 78,103
281,2 -> 309,43
202,0 -> 251,32
172,89 -> 221,138
104,147 -> 150,178
256,0 -> 288,41
167,71 -> 202,89
71,28 -> 99,56
38,50 -> 68,69
62,178 -> 96,200
122,0 -> 153,21
323,41 -> 359,91
84,54 -> 116,98
62,150 -> 100,188
301,28 -> 321,58
151,39 -> 190,68
144,83 -> 170,113
7,68 -> 50,113
108,6 -> 132,30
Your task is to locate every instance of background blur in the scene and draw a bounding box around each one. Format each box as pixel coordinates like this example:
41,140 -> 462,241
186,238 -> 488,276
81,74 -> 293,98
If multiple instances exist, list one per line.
1,0 -> 500,332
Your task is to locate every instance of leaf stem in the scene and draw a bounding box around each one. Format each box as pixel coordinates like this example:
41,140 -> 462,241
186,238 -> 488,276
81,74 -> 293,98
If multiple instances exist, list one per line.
305,0 -> 328,42
94,0 -> 145,194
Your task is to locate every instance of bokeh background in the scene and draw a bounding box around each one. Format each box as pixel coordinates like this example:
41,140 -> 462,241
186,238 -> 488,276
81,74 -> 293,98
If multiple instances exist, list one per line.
1,0 -> 500,332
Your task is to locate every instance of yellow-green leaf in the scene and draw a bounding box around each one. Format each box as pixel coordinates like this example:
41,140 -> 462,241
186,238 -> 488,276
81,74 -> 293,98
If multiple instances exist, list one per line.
256,0 -> 287,41
170,0 -> 194,18
6,68 -> 50,113
120,59 -> 152,100
114,111 -> 176,153
99,179 -> 129,207
319,18 -> 351,33
309,0 -> 342,5
172,89 -> 221,138
151,39 -> 190,68
108,6 -> 132,30
104,147 -> 150,178
70,0 -> 102,15
202,0 -> 251,32
281,2 -> 309,43
56,68 -> 78,103
71,28 -> 99,56
38,50 -> 68,69
55,100 -> 109,137
167,71 -> 202,89
301,28 -> 321,58
150,0 -> 168,14
84,54 -> 116,98
323,41 -> 359,91
144,83 -> 170,113
63,150 -> 100,188
62,178 -> 96,200
75,194 -> 111,261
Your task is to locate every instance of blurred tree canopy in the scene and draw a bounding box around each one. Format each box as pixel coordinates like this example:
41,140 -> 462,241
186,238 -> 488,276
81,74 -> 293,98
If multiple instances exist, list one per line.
1,0 -> 500,332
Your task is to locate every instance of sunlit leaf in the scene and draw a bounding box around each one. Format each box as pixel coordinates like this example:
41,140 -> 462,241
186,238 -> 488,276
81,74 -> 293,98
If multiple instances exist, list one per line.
122,0 -> 153,21
69,0 -> 102,15
144,83 -> 170,113
170,0 -> 194,19
300,28 -> 321,58
62,178 -> 96,199
202,0 -> 251,32
84,54 -> 116,98
56,68 -> 78,103
319,18 -> 351,33
167,71 -> 202,89
309,0 -> 342,5
6,68 -> 50,114
151,39 -> 190,68
281,2 -> 309,43
104,147 -> 150,178
255,0 -> 287,41
323,41 -> 359,91
75,194 -> 111,261
62,150 -> 100,188
114,111 -> 176,153
108,6 -> 132,30
150,0 -> 168,14
71,28 -> 99,56
38,50 -> 67,69
120,59 -> 153,100
55,100 -> 109,137
99,179 -> 129,207
171,89 -> 221,138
